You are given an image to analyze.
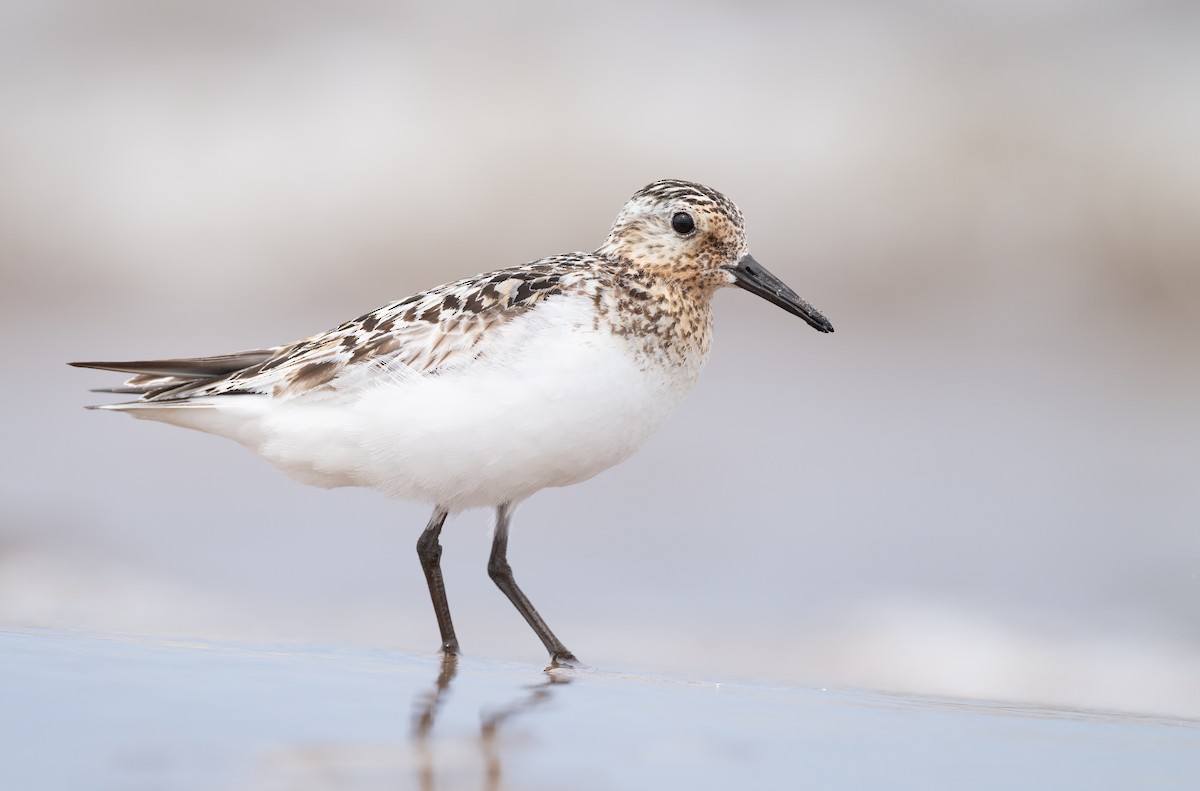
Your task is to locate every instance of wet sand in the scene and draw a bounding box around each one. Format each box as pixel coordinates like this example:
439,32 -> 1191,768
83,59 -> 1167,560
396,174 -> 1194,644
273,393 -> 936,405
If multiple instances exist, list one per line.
3,627 -> 1196,790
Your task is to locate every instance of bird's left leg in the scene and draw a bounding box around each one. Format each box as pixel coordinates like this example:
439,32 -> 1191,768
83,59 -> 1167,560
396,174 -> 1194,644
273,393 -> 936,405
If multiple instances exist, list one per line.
487,503 -> 578,667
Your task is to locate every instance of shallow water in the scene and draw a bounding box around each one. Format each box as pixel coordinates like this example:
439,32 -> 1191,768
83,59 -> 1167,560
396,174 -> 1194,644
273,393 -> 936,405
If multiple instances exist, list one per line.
4,628 -> 1197,791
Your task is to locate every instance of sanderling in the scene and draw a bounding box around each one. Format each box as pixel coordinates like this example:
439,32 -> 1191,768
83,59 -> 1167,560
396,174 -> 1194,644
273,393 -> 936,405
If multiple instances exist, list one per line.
71,179 -> 833,667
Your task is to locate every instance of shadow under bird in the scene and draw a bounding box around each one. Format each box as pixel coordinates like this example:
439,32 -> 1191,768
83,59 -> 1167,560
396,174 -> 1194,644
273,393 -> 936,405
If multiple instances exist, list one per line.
71,179 -> 833,667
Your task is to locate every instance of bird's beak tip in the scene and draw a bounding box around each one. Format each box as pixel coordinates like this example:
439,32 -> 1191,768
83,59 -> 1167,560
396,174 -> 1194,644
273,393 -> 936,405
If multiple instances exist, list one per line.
726,255 -> 833,334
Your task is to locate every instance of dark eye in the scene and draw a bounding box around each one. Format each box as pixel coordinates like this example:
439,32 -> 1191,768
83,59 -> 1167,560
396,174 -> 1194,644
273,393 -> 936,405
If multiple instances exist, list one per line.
671,212 -> 695,235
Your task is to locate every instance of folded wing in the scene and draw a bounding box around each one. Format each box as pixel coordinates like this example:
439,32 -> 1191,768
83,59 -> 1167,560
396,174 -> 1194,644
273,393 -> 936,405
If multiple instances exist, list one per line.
71,259 -> 588,405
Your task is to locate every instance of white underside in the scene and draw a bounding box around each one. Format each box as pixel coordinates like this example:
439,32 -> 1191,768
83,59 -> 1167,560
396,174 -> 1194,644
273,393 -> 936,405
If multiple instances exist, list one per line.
120,296 -> 704,511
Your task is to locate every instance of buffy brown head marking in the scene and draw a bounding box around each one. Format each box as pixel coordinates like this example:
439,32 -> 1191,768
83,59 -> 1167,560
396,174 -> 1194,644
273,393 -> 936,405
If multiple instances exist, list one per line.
595,179 -> 748,296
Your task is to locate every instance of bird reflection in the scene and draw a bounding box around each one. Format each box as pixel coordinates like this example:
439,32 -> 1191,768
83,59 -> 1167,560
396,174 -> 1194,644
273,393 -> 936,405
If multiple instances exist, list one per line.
479,670 -> 571,789
412,653 -> 459,741
411,654 -> 572,791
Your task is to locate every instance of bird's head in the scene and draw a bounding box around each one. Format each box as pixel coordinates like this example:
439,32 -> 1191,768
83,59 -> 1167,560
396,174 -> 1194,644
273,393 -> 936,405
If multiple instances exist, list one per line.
597,179 -> 833,333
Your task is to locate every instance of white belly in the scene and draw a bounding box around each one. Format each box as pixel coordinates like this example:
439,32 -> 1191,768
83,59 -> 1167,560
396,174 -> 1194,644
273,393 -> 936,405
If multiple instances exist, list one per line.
169,296 -> 705,511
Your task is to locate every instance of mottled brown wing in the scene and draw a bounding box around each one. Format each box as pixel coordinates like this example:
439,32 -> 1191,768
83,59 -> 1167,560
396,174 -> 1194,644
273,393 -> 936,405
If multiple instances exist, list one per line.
125,258 -> 592,402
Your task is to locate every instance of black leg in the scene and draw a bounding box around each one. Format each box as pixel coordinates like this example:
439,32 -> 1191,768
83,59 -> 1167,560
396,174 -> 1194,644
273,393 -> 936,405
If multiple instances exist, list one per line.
416,507 -> 459,655
487,503 -> 578,667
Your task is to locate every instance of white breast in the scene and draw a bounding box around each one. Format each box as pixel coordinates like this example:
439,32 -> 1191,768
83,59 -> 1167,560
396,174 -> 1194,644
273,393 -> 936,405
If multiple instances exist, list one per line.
194,295 -> 706,510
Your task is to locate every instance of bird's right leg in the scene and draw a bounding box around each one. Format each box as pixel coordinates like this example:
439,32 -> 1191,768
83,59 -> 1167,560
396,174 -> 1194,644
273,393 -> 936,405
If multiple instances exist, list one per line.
416,507 -> 459,655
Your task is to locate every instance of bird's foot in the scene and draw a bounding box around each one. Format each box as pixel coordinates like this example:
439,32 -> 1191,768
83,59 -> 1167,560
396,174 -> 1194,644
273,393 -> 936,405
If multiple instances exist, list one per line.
546,650 -> 581,670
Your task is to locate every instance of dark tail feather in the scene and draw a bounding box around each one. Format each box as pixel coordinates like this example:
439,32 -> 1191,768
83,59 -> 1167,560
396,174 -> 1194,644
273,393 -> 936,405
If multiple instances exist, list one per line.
68,350 -> 276,378
70,348 -> 278,402
89,386 -> 150,394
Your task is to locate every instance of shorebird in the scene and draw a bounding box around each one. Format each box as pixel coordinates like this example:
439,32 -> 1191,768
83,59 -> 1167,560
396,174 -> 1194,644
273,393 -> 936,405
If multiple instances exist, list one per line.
71,179 -> 833,667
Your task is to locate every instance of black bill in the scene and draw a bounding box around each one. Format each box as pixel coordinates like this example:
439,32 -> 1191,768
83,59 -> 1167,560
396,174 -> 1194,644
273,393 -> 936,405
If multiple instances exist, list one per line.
723,254 -> 834,333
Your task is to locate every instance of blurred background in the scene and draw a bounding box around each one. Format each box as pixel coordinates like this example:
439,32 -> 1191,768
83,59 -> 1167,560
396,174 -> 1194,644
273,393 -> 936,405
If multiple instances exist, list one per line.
2,0 -> 1197,717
